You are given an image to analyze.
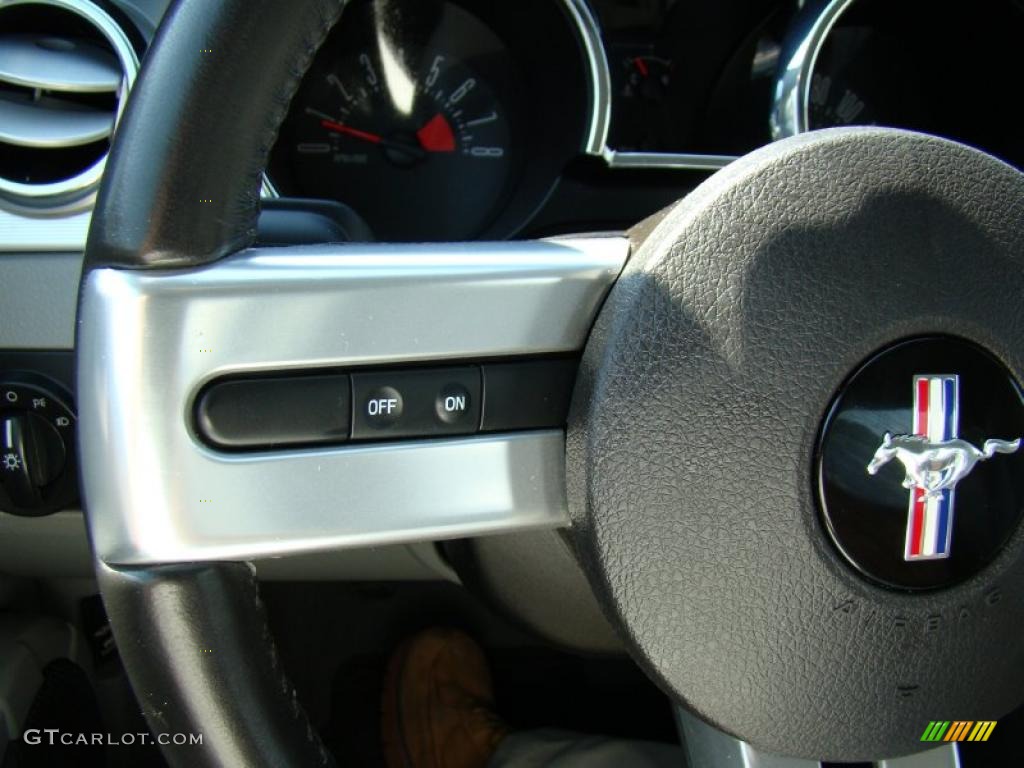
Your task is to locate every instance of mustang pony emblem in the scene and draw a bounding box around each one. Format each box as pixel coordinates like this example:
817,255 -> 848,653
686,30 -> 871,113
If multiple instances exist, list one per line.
865,374 -> 1021,561
867,433 -> 1021,499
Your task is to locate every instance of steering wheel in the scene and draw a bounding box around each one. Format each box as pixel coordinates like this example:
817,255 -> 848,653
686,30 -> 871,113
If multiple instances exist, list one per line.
77,0 -> 1024,764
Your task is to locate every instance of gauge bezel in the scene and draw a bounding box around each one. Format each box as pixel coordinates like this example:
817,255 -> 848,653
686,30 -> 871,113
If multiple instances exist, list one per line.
771,0 -> 1024,171
770,0 -> 856,140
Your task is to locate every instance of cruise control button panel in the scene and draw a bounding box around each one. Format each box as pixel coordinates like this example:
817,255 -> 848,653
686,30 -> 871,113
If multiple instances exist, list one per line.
352,367 -> 480,440
194,358 -> 575,452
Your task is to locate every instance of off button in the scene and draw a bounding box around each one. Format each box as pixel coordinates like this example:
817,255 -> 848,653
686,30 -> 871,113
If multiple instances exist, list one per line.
363,386 -> 404,428
436,384 -> 472,425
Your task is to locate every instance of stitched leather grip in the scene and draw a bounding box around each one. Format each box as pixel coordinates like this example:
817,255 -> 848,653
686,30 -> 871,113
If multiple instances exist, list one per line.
98,562 -> 335,767
85,0 -> 345,269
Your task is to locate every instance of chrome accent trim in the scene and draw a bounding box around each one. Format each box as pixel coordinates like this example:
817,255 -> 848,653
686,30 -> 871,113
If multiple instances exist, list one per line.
604,149 -> 737,171
0,94 -> 114,147
0,0 -> 138,210
77,237 -> 629,565
560,0 -> 736,171
770,0 -> 856,139
260,174 -> 280,199
0,33 -> 123,92
561,0 -> 611,155
870,433 -> 1021,502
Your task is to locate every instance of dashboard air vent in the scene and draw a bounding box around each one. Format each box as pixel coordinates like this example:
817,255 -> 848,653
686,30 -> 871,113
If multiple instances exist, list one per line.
0,0 -> 138,212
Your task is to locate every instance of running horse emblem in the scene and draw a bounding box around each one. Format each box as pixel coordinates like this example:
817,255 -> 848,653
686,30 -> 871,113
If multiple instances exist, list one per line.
865,374 -> 1021,561
867,433 -> 1021,499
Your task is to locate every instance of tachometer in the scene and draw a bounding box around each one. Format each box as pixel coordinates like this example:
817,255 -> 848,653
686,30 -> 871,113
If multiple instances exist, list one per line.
270,0 -> 520,241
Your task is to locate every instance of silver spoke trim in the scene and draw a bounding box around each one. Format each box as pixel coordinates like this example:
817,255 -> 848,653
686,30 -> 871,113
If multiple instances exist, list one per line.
676,707 -> 961,768
78,237 -> 628,566
676,707 -> 822,768
878,745 -> 961,768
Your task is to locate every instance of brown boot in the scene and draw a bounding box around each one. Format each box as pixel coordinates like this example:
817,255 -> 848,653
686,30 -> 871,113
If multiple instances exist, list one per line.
382,628 -> 510,768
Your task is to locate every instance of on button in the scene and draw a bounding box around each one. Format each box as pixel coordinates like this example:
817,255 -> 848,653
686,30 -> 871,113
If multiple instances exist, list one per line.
436,384 -> 472,425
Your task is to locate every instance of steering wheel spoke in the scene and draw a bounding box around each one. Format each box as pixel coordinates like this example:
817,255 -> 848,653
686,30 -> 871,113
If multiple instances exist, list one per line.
77,236 -> 627,566
675,707 -> 962,768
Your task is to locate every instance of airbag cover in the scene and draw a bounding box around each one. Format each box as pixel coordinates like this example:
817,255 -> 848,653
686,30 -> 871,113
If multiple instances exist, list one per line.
566,128 -> 1024,761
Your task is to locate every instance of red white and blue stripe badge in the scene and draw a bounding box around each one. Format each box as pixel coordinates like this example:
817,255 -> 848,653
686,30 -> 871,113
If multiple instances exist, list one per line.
905,375 -> 959,560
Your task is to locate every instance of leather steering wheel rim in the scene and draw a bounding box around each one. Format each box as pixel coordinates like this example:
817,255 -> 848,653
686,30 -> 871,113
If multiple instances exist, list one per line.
84,1 -> 346,765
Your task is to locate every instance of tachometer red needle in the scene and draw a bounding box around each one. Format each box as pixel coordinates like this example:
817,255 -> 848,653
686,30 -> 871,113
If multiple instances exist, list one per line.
320,119 -> 383,145
416,113 -> 456,153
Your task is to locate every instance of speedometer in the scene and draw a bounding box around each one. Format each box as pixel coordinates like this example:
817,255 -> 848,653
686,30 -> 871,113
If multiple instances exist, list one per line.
269,0 -> 521,241
774,0 -> 1024,170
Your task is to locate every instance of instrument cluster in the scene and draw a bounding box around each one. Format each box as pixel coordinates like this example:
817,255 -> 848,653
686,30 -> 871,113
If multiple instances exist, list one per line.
267,0 -> 1023,242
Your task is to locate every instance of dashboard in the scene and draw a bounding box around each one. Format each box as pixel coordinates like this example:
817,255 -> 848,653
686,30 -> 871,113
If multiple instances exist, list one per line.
0,0 -> 1022,576
3,0 -> 1022,251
